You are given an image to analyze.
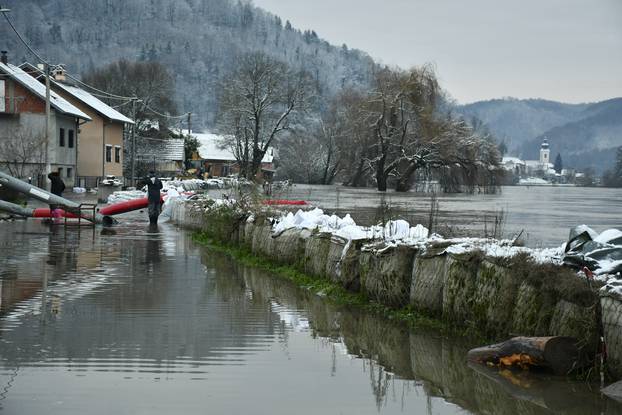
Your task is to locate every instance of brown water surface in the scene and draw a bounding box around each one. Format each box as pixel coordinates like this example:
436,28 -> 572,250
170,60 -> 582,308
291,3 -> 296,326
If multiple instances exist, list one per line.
0,218 -> 620,414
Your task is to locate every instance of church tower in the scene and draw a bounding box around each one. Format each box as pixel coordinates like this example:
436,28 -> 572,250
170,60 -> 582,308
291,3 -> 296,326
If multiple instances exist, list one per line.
540,138 -> 550,167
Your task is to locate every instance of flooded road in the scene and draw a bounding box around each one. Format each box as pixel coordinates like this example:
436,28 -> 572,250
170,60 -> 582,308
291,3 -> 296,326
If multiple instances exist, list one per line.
278,185 -> 622,247
0,218 -> 620,414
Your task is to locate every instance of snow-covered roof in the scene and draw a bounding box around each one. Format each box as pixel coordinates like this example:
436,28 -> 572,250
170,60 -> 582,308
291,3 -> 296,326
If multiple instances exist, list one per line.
195,133 -> 274,163
502,157 -> 525,165
136,137 -> 185,161
0,62 -> 91,120
53,82 -> 134,124
524,160 -> 555,169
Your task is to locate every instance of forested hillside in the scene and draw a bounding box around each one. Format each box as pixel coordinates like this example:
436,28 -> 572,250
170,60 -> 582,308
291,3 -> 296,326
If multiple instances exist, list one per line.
457,98 -> 589,151
520,98 -> 622,173
0,0 -> 375,127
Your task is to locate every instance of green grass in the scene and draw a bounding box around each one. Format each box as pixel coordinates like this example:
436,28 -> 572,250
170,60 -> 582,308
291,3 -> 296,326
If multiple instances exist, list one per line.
192,231 -> 449,334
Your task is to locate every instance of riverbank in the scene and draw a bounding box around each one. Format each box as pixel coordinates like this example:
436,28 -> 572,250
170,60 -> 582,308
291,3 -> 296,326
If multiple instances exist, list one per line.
169,196 -> 622,379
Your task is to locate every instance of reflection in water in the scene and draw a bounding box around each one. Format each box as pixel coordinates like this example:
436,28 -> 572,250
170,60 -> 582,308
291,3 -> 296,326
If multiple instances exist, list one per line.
0,220 -> 619,414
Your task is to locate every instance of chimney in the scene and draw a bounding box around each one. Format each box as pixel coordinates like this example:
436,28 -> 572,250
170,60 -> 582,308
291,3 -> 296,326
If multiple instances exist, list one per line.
0,51 -> 7,65
52,65 -> 66,82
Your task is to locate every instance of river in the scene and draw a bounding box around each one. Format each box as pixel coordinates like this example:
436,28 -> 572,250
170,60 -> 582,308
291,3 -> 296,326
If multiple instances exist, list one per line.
0,215 -> 620,414
276,184 -> 622,247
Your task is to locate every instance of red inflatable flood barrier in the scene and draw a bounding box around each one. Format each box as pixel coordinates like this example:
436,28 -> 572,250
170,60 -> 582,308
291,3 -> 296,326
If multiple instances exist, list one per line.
99,197 -> 150,216
32,208 -> 79,218
262,200 -> 308,206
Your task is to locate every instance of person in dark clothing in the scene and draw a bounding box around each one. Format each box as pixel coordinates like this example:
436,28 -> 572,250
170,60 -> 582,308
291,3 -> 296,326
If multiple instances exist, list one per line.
144,171 -> 163,224
48,171 -> 65,221
48,171 -> 65,196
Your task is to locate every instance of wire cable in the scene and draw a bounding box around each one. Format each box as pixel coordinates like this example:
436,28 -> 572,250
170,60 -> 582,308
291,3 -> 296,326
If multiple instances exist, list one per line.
63,71 -> 136,100
142,103 -> 189,119
1,10 -> 49,65
2,9 -> 136,101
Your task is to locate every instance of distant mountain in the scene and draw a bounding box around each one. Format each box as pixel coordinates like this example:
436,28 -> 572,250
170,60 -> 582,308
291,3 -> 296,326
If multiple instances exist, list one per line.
0,0 -> 375,128
457,98 -> 589,150
520,98 -> 622,173
457,97 -> 622,173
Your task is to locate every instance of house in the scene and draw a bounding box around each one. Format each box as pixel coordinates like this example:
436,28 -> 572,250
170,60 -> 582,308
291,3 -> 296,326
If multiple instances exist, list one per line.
134,136 -> 185,177
193,133 -> 275,180
501,156 -> 526,176
20,63 -> 134,189
0,53 -> 91,188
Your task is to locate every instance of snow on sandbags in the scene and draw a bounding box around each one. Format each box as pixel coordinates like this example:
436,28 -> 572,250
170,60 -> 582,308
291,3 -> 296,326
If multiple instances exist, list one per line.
409,224 -> 430,240
273,209 -> 359,234
107,190 -> 146,204
271,210 -> 429,244
334,225 -> 372,241
383,220 -> 411,240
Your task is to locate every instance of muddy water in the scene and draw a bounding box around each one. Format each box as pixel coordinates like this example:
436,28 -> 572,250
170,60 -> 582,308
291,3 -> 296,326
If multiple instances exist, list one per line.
0,219 -> 620,414
274,184 -> 622,247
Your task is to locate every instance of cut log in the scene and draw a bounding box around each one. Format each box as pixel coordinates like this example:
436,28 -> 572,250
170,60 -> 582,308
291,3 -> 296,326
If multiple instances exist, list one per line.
467,336 -> 582,374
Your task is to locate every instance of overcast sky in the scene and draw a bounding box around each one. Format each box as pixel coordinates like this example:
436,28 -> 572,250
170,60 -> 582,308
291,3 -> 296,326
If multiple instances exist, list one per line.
252,0 -> 622,104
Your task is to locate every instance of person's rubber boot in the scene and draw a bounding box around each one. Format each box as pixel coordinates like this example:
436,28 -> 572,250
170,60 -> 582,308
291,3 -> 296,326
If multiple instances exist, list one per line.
149,215 -> 158,225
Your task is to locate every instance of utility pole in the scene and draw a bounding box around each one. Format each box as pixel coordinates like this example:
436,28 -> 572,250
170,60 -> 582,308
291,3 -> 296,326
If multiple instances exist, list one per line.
131,98 -> 137,187
187,112 -> 191,135
44,63 -> 52,179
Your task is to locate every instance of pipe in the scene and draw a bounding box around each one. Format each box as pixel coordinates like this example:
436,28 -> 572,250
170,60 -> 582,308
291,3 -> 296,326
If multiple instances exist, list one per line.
0,199 -> 33,217
0,200 -> 83,220
0,170 -> 104,223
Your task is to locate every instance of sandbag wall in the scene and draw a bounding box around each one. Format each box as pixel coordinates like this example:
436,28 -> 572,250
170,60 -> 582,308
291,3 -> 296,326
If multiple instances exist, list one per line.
172,202 -> 609,372
601,290 -> 622,378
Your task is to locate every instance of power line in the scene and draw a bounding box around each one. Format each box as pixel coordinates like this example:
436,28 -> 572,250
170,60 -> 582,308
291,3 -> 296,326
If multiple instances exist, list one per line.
1,9 -> 136,101
63,71 -> 136,101
142,103 -> 189,119
112,100 -> 135,109
1,9 -> 49,66
3,9 -> 189,120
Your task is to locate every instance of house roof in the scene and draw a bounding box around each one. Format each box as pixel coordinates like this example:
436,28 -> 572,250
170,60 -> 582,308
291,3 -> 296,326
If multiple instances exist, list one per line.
195,133 -> 274,163
136,137 -> 185,161
0,62 -> 91,120
53,83 -> 134,124
502,157 -> 525,165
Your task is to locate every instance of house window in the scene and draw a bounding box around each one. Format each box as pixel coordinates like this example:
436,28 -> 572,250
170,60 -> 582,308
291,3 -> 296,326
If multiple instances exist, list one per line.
67,167 -> 72,178
59,128 -> 65,147
58,167 -> 63,177
68,130 -> 74,148
114,146 -> 121,163
105,145 -> 112,163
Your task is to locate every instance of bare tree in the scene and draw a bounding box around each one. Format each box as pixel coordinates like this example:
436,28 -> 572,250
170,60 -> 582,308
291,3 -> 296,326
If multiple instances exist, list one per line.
217,52 -> 314,180
335,65 -> 500,192
0,127 -> 46,179
82,59 -> 178,133
278,115 -> 344,184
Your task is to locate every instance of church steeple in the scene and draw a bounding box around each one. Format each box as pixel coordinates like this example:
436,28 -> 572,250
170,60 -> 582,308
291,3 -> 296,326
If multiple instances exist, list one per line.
540,138 -> 550,166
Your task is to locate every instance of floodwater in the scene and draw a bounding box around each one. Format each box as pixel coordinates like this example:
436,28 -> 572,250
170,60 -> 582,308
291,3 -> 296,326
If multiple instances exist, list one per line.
276,185 -> 622,247
0,218 -> 621,414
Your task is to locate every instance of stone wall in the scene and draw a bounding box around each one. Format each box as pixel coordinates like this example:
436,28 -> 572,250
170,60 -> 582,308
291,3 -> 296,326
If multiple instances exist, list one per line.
171,200 -> 618,377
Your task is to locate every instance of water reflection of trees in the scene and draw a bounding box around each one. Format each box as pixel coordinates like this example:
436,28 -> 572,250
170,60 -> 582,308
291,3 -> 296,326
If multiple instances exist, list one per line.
239,262 -> 622,415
